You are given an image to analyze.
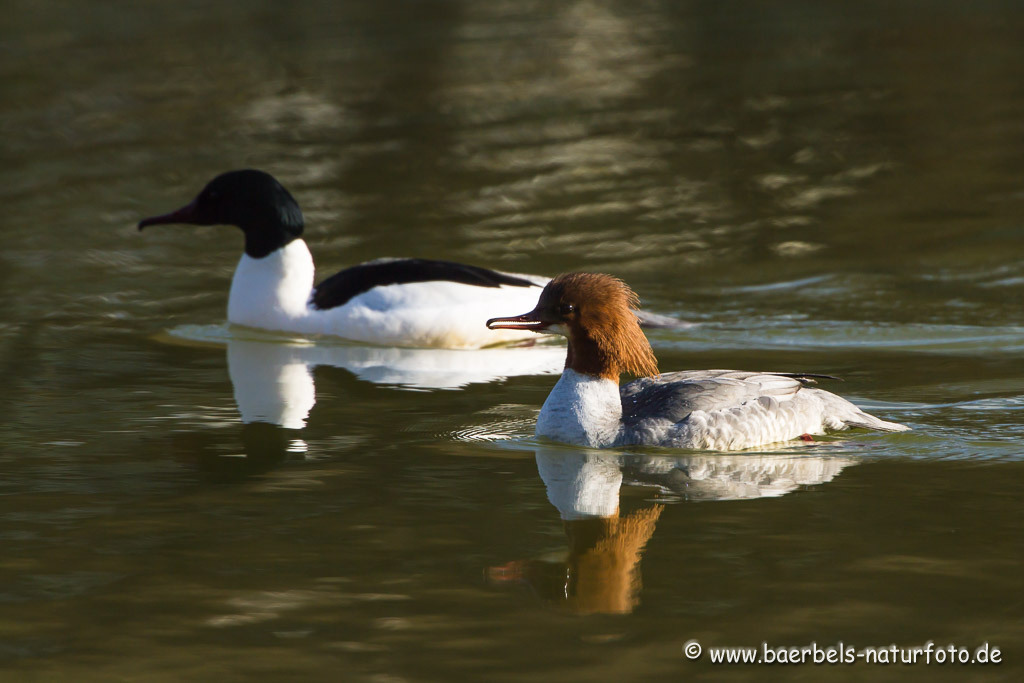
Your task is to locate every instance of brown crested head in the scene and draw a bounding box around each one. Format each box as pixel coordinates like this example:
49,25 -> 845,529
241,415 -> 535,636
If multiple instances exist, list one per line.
487,272 -> 659,381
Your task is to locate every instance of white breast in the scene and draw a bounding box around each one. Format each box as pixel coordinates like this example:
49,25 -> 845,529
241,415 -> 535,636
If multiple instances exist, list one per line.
227,240 -> 315,331
536,369 -> 623,448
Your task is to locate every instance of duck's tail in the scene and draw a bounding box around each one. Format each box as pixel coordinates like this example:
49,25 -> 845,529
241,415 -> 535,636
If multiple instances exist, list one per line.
814,390 -> 911,433
843,413 -> 911,432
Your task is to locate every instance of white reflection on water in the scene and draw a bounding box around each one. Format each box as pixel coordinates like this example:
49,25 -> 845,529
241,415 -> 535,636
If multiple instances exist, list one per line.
537,446 -> 857,514
489,445 -> 855,614
165,324 -> 563,426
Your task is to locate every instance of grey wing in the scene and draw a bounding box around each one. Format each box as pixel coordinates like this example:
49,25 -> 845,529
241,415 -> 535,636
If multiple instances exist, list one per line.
620,370 -> 807,427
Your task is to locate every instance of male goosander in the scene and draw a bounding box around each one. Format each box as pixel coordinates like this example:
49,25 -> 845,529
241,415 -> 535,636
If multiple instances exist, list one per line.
138,170 -> 674,349
487,272 -> 910,450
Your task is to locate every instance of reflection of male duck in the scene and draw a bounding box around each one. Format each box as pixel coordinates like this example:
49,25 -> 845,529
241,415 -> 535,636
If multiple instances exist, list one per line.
224,334 -> 564,426
490,447 -> 857,613
228,340 -> 317,429
171,333 -> 562,480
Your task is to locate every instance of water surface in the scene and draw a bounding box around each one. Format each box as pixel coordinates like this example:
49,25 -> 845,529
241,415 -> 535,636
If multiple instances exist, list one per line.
2,1 -> 1023,680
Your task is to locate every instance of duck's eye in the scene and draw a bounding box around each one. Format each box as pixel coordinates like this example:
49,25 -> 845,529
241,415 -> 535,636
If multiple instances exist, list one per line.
558,303 -> 575,316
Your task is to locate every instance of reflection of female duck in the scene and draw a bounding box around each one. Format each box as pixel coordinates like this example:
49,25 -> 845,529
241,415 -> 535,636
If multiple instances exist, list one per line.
490,452 -> 661,614
560,506 -> 663,614
537,449 -> 857,509
491,447 -> 857,613
621,451 -> 856,501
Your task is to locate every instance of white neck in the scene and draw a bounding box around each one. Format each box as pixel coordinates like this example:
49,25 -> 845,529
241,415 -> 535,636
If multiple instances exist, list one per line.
227,239 -> 314,330
536,369 -> 622,448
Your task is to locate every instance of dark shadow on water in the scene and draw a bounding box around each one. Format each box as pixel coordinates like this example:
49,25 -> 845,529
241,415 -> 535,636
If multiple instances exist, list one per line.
166,422 -> 304,485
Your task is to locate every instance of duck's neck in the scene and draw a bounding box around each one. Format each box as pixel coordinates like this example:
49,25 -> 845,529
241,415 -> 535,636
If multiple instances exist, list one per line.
228,239 -> 315,329
565,331 -> 620,381
536,369 -> 622,448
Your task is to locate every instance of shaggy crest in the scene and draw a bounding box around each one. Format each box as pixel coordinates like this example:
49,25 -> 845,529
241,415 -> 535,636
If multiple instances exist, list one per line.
544,273 -> 660,380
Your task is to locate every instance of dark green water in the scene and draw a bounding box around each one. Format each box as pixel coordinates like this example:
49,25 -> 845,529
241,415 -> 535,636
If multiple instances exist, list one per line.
2,1 -> 1022,680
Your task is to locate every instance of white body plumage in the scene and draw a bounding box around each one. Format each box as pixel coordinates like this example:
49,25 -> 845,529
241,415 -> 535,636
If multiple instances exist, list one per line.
227,240 -> 546,349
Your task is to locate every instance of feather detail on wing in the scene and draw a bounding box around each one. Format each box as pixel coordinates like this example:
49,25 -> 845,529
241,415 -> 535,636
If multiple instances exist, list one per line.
618,369 -> 908,450
620,370 -> 806,426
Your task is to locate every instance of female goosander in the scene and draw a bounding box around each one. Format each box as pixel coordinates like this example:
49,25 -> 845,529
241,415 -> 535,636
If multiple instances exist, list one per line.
139,169 -> 558,349
487,272 -> 910,450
